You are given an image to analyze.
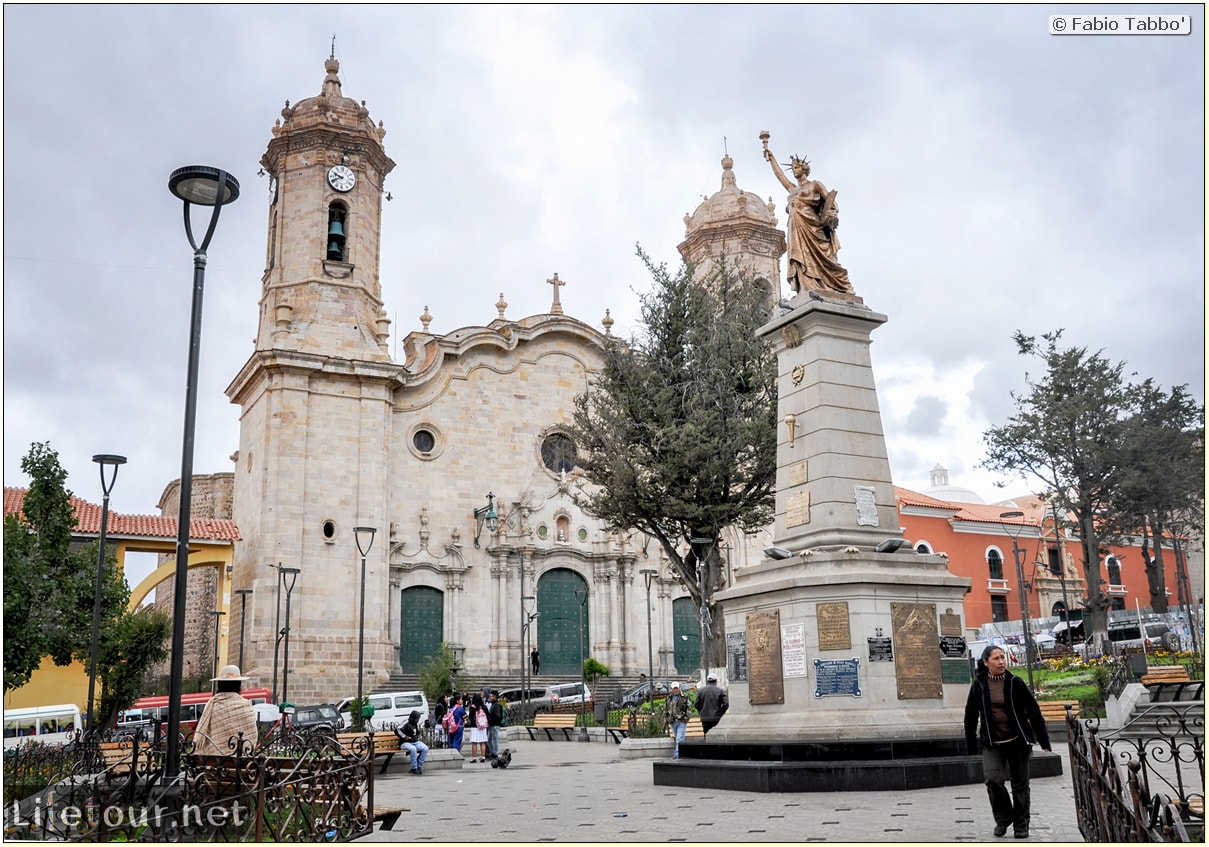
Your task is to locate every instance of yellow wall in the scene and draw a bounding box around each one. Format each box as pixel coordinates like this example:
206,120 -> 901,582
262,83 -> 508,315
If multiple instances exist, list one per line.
3,657 -> 88,711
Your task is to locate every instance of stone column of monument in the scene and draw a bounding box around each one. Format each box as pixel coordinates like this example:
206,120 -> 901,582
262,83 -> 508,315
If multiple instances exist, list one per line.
710,140 -> 972,743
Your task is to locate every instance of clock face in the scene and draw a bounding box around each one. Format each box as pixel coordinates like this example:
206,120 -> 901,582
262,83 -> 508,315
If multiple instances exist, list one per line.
327,165 -> 356,192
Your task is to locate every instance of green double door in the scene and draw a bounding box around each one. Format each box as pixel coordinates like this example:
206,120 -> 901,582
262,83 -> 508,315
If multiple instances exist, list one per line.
673,597 -> 700,675
535,569 -> 589,675
399,586 -> 444,673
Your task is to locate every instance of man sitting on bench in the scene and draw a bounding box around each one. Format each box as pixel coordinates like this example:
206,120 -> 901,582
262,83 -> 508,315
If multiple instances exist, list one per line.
395,710 -> 429,775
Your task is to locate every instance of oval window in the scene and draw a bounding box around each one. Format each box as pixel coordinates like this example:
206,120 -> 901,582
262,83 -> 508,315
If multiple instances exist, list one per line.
541,433 -> 577,474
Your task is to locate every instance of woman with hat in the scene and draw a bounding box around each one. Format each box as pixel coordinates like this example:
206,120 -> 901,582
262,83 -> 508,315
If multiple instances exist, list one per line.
193,664 -> 258,756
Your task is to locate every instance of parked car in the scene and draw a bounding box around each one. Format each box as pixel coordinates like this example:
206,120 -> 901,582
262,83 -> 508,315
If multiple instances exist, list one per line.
497,686 -> 556,713
290,704 -> 342,732
610,679 -> 684,708
547,681 -> 592,706
336,691 -> 430,730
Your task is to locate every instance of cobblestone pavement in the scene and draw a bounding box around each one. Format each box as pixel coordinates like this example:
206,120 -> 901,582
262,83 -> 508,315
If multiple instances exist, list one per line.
364,739 -> 1085,843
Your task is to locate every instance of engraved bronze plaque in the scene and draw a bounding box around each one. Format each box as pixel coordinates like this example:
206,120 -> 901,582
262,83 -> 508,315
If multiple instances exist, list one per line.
746,610 -> 785,705
941,658 -> 971,684
788,461 -> 809,487
817,602 -> 851,650
891,602 -> 942,699
787,491 -> 810,526
939,612 -> 963,636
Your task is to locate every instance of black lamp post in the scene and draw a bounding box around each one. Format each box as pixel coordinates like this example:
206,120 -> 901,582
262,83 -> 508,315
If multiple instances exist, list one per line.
640,568 -> 657,710
690,537 -> 715,682
209,610 -> 226,679
354,526 -> 377,732
1048,502 -> 1073,642
266,561 -> 286,701
1000,510 -> 1035,692
86,453 -> 125,737
234,588 -> 253,671
574,588 -> 589,742
279,567 -> 300,705
473,492 -> 499,548
165,164 -> 239,784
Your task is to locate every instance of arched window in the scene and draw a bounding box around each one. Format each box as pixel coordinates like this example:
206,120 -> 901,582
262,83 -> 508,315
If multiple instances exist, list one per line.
1106,555 -> 1122,586
914,540 -> 933,554
986,548 -> 1005,580
326,202 -> 348,262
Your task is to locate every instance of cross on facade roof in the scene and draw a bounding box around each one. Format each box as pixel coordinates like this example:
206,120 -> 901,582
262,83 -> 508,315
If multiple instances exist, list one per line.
547,273 -> 566,315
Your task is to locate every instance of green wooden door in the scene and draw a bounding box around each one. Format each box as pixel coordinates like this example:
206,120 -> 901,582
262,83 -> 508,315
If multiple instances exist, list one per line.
400,586 -> 444,673
672,597 -> 700,675
536,569 -> 589,675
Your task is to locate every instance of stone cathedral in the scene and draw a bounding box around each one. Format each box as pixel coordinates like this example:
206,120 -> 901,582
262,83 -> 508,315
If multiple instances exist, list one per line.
223,55 -> 784,703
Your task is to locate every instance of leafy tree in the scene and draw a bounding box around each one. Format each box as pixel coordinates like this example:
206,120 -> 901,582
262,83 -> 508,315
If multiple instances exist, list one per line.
1114,379 -> 1204,612
418,642 -> 457,703
982,332 -> 1138,652
3,442 -> 170,727
570,251 -> 778,668
3,443 -> 94,692
583,657 -> 611,690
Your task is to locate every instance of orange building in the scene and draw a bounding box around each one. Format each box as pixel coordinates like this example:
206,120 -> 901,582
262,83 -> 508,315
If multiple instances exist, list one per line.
893,467 -> 1190,638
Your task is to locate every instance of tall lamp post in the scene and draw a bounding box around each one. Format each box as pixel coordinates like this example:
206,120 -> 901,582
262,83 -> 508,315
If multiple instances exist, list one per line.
1047,502 -> 1073,641
574,588 -> 589,742
209,610 -> 226,679
1000,510 -> 1035,692
234,589 -> 253,671
278,567 -> 300,705
266,562 -> 287,701
165,164 -> 239,784
690,537 -> 715,682
640,569 -> 657,710
354,526 -> 377,732
1169,521 -> 1200,655
86,453 -> 125,737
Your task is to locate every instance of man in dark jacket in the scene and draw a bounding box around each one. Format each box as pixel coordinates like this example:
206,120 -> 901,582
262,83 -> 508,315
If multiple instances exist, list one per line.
394,710 -> 429,774
694,673 -> 729,735
964,645 -> 1051,839
485,690 -> 504,759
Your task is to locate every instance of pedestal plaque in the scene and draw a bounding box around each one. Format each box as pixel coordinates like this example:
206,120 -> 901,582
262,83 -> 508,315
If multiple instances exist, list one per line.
891,602 -> 942,699
939,635 -> 967,658
782,623 -> 807,678
813,657 -> 862,697
817,602 -> 851,650
727,631 -> 748,681
746,610 -> 784,705
941,658 -> 972,684
867,636 -> 893,662
939,611 -> 963,636
787,491 -> 810,527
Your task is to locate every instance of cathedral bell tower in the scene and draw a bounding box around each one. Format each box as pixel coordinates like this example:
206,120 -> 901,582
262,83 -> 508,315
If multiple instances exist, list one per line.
258,52 -> 396,359
226,54 -> 401,702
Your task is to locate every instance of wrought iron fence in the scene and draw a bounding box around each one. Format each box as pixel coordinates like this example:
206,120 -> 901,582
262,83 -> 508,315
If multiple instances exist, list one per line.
3,730 -> 376,841
1068,704 -> 1204,841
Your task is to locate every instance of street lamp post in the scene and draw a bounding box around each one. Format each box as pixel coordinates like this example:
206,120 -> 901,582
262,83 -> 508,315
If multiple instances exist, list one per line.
266,562 -> 286,702
279,568 -> 300,705
574,588 -> 589,742
640,569 -> 657,710
1048,502 -> 1072,641
234,589 -> 253,671
354,526 -> 377,732
165,164 -> 239,784
690,537 -> 715,682
210,610 -> 226,679
1000,510 -> 1035,692
86,453 -> 125,737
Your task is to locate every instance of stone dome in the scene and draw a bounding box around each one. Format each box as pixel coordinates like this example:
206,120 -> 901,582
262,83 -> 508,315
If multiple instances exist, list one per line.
273,54 -> 384,142
683,154 -> 778,236
923,464 -> 985,505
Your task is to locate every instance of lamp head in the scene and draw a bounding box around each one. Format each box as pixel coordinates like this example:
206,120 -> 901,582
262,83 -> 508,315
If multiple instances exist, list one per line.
169,166 -> 240,206
92,454 -> 127,467
875,538 -> 909,553
281,567 -> 300,592
764,546 -> 793,560
354,526 -> 377,557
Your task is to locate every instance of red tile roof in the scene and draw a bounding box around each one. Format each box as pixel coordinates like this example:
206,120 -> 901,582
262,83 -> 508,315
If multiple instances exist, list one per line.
895,485 -> 1042,528
4,487 -> 240,542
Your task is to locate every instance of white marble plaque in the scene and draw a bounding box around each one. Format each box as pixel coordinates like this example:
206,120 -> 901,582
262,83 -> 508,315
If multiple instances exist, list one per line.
788,461 -> 809,487
855,484 -> 879,527
781,622 -> 807,677
787,490 -> 810,526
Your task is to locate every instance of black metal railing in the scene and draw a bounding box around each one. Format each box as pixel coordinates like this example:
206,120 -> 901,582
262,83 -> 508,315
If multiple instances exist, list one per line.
1068,705 -> 1204,841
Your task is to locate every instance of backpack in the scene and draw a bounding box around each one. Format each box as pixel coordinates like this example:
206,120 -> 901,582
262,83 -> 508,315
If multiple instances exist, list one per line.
475,707 -> 488,729
442,709 -> 458,733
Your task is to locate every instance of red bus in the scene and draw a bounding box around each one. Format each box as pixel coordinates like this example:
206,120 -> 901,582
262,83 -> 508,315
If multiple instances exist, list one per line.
119,688 -> 272,735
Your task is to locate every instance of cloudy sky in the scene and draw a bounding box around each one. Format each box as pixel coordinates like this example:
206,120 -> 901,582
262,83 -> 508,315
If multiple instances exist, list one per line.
4,5 -> 1204,589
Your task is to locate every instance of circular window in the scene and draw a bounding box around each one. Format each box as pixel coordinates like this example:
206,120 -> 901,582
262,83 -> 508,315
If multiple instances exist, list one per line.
537,525 -> 549,540
406,423 -> 445,460
540,432 -> 577,474
322,520 -> 337,543
413,429 -> 436,453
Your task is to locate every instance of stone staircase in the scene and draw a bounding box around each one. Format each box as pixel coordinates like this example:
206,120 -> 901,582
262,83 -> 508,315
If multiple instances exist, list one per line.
372,671 -> 650,703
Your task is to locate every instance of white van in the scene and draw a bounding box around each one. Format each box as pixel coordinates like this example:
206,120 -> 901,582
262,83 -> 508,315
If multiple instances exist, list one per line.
547,682 -> 592,705
336,691 -> 429,730
3,704 -> 83,749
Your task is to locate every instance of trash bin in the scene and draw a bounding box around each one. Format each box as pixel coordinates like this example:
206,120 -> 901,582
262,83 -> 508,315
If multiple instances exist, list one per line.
594,700 -> 609,723
1129,652 -> 1149,677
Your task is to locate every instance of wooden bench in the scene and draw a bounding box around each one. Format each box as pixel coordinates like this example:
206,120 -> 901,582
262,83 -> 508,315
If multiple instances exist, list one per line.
684,717 -> 705,739
1142,665 -> 1192,685
98,740 -> 153,775
526,713 -> 578,741
1037,700 -> 1080,724
336,731 -> 402,775
605,724 -> 629,744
